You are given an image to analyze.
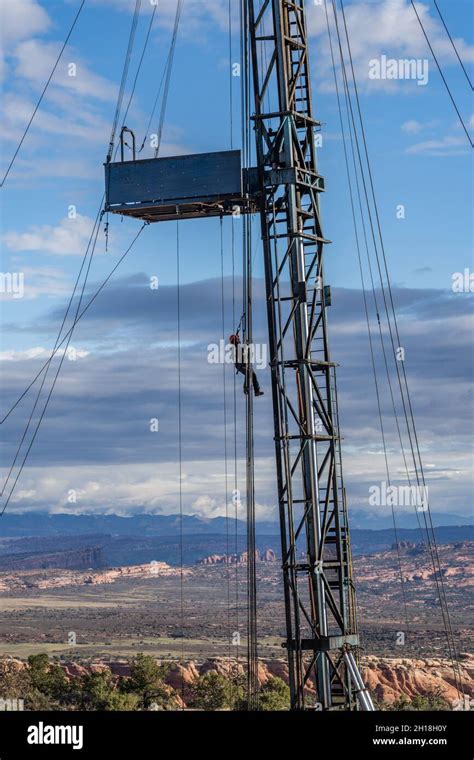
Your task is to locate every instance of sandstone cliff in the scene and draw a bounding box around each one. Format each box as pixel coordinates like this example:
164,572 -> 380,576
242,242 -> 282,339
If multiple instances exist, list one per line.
1,653 -> 472,708
0,562 -> 190,593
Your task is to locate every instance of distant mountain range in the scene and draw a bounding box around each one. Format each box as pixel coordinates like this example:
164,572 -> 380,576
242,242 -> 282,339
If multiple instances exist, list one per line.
0,512 -> 252,538
0,512 -> 471,568
0,510 -> 471,538
348,509 -> 472,530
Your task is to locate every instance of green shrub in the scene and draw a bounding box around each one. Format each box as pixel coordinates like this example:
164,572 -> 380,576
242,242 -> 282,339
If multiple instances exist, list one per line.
190,672 -> 232,710
125,654 -> 176,710
257,676 -> 290,711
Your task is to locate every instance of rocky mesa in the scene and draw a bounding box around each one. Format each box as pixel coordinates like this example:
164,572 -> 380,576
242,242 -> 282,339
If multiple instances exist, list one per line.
0,562 -> 191,593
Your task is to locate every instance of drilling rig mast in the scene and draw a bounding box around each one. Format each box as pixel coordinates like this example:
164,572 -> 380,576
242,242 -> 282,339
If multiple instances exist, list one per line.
104,0 -> 373,712
246,0 -> 373,710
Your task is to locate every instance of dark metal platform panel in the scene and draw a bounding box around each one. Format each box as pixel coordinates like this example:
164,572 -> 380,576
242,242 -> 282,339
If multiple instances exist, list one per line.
104,149 -> 258,222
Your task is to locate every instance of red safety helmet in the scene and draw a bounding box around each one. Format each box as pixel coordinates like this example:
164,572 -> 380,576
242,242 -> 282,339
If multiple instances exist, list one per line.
229,333 -> 240,345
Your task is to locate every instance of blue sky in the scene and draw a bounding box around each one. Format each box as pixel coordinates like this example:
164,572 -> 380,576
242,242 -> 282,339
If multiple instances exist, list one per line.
0,0 -> 472,520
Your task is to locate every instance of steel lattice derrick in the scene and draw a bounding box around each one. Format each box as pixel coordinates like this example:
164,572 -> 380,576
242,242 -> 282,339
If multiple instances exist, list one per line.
247,0 -> 373,710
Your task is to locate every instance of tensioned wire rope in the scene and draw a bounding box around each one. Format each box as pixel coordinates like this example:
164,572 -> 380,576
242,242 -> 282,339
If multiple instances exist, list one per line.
1,0 -> 181,428
229,0 -> 242,690
176,221 -> 185,710
410,0 -> 473,146
0,223 -> 147,517
324,0 -> 411,634
166,1 -> 239,707
241,0 -> 259,711
333,0 -> 433,552
0,0 -> 178,506
0,0 -> 143,508
338,0 -> 464,695
1,216 -> 99,515
330,0 -> 464,696
1,0 -> 87,187
220,217 -> 235,709
333,0 -> 431,556
323,0 -> 412,639
0,0 -> 156,512
335,0 -> 462,694
0,223 -> 146,428
433,0 -> 473,91
0,204 -> 102,504
225,0 -> 250,703
106,0 -> 142,163
1,0 -> 146,438
153,0 -> 184,158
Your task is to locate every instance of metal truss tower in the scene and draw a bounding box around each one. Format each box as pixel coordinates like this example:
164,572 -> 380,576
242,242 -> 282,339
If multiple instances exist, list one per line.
104,0 -> 374,713
247,0 -> 373,710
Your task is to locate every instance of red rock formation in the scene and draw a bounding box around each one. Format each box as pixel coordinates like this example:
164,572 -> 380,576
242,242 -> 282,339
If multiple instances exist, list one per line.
3,651 -> 473,710
161,654 -> 474,707
0,562 -> 190,593
62,663 -> 89,678
361,655 -> 474,705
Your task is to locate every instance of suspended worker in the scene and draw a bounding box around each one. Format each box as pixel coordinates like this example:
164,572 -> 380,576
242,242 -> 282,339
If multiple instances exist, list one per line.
229,333 -> 264,397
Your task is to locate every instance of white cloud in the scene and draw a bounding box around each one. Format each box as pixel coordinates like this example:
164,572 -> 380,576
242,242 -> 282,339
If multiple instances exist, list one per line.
0,347 -> 47,361
0,0 -> 112,103
3,459 -> 275,520
86,0 -> 232,34
13,39 -> 116,102
0,0 -> 50,45
0,345 -> 89,361
1,92 -> 111,146
9,265 -> 72,300
0,0 -> 117,179
1,278 -> 471,517
401,116 -> 471,155
3,214 -> 97,256
308,0 -> 474,93
6,156 -> 100,183
0,0 -> 50,82
405,135 -> 469,155
401,119 -> 423,134
401,118 -> 439,134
